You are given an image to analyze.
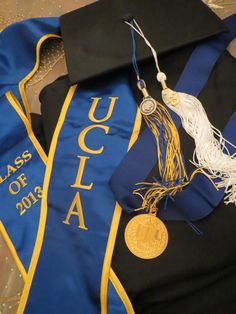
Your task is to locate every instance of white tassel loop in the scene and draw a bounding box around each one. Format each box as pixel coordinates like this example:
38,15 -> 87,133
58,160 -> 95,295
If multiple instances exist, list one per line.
162,88 -> 236,205
124,19 -> 168,90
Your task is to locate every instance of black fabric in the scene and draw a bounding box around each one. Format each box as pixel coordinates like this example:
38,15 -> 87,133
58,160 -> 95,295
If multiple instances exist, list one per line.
39,75 -> 71,152
30,113 -> 47,152
35,47 -> 236,313
60,0 -> 227,84
115,51 -> 236,313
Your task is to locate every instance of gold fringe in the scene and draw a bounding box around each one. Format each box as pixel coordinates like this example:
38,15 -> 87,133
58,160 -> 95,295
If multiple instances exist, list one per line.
136,100 -> 214,214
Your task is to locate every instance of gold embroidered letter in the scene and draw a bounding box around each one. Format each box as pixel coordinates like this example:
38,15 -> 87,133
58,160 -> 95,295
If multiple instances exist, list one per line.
9,173 -> 28,195
88,97 -> 118,123
78,125 -> 109,155
71,156 -> 93,190
62,192 -> 88,230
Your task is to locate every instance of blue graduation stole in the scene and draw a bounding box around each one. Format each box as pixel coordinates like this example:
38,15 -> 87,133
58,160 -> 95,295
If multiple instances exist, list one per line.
0,17 -> 134,314
19,77 -> 140,313
0,17 -> 60,119
0,91 -> 46,279
0,17 -> 60,301
110,14 -> 236,222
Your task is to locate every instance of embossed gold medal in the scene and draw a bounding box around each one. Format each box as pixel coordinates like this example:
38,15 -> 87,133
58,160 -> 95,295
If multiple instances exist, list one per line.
125,214 -> 168,259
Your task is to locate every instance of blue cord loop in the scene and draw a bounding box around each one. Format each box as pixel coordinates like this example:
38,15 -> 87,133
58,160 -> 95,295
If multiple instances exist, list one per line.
137,79 -> 146,90
130,19 -> 147,92
130,20 -> 150,94
187,221 -> 203,236
130,20 -> 140,79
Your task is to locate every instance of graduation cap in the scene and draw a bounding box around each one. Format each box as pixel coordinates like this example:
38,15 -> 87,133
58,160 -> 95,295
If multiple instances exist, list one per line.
60,0 -> 227,84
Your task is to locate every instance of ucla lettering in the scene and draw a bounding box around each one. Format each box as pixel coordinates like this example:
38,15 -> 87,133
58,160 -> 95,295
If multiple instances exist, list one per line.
88,96 -> 118,123
62,192 -> 88,230
78,124 -> 110,155
63,96 -> 119,231
71,156 -> 93,190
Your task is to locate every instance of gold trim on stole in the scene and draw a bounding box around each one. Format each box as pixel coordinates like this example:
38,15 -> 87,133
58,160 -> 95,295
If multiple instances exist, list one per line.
100,107 -> 142,314
17,84 -> 77,314
5,91 -> 47,165
18,34 -> 62,122
0,91 -> 49,284
17,84 -> 141,314
110,268 -> 135,314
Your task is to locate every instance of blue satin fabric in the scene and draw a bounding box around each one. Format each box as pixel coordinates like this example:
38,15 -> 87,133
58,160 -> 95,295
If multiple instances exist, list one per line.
110,14 -> 236,221
0,94 -> 45,270
0,17 -> 60,109
0,17 -> 59,270
25,77 -> 138,313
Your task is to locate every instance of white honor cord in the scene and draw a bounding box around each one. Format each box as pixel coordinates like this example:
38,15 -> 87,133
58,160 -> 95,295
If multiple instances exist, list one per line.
164,90 -> 236,205
124,19 -> 168,85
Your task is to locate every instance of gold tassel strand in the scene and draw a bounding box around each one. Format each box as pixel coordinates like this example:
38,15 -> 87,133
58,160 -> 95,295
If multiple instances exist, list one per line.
135,81 -> 188,215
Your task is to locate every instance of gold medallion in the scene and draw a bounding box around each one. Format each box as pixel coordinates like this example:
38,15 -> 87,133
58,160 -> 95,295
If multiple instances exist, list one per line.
140,97 -> 157,115
125,214 -> 168,259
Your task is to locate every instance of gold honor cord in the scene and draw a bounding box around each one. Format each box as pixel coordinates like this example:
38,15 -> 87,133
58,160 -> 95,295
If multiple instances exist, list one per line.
125,81 -> 188,260
136,82 -> 188,213
124,19 -> 190,260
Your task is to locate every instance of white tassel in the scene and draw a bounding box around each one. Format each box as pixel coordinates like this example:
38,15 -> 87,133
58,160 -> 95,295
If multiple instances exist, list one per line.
162,88 -> 236,205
